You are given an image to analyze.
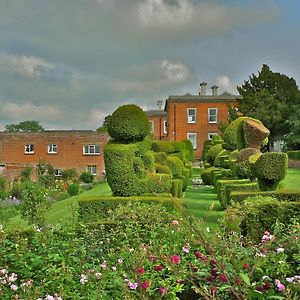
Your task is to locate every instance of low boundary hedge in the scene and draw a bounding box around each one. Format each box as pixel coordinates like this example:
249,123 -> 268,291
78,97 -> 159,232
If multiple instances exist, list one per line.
287,151 -> 300,160
230,190 -> 300,204
78,195 -> 183,222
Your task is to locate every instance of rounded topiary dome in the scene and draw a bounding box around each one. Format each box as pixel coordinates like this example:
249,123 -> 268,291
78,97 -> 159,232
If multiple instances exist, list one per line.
107,104 -> 150,143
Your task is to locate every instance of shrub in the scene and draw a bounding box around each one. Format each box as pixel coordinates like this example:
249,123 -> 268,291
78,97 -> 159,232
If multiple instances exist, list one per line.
202,140 -> 212,160
171,141 -> 185,152
154,152 -> 168,165
287,150 -> 300,160
253,152 -> 288,190
78,195 -> 183,222
20,181 -> 49,225
235,161 -> 252,179
182,139 -> 195,162
236,148 -> 261,163
107,104 -> 150,143
212,169 -> 233,186
104,142 -> 171,196
62,168 -> 78,181
200,167 -> 221,185
80,172 -> 94,184
155,163 -> 172,174
214,149 -> 230,167
20,166 -> 32,181
67,183 -> 79,196
0,175 -> 6,190
205,144 -> 223,165
223,182 -> 259,208
170,179 -> 183,197
230,189 -> 300,204
151,141 -> 174,153
215,179 -> 251,207
166,156 -> 184,177
225,197 -> 300,241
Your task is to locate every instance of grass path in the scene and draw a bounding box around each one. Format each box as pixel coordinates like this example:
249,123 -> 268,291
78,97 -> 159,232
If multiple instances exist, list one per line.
183,169 -> 223,229
280,168 -> 300,190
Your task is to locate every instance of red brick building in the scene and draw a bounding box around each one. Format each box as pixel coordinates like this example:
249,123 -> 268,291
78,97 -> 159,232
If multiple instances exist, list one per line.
0,131 -> 109,181
147,83 -> 239,158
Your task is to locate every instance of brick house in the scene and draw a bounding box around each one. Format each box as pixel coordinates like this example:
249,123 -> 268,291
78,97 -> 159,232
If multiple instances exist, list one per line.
0,131 -> 109,181
146,110 -> 167,140
147,83 -> 239,158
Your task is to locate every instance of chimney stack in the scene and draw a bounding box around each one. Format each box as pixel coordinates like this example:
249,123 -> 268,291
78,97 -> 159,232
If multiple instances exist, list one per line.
199,81 -> 207,95
211,85 -> 218,96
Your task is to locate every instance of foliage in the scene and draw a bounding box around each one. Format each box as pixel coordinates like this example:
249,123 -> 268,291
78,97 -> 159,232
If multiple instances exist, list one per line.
200,167 -> 221,185
20,166 -> 32,182
107,104 -> 150,143
214,149 -> 230,168
5,120 -> 44,132
205,144 -> 223,165
166,156 -> 184,177
79,172 -> 94,184
67,183 -> 79,196
283,108 -> 300,150
62,168 -> 78,181
19,181 -> 49,226
1,202 -> 300,299
237,64 -> 300,144
252,152 -> 288,191
151,141 -> 174,153
96,115 -> 111,132
218,105 -> 239,135
182,139 -> 195,162
287,151 -> 300,160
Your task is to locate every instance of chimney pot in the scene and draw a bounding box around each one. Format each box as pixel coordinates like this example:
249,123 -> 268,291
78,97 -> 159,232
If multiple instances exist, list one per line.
211,85 -> 218,96
199,81 -> 207,95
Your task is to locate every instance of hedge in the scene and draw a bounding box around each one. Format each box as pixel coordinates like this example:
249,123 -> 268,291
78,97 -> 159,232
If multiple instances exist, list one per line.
215,179 -> 251,206
107,104 -> 150,143
104,142 -> 172,196
182,139 -> 195,162
287,151 -> 300,160
253,152 -> 288,190
151,141 -> 174,153
205,144 -> 223,165
225,197 -> 300,242
78,195 -> 183,223
212,169 -> 233,187
166,156 -> 184,177
155,164 -> 172,175
223,182 -> 259,208
214,149 -> 230,167
154,152 -> 168,165
170,179 -> 183,197
230,189 -> 300,204
200,167 -> 221,185
171,141 -> 186,153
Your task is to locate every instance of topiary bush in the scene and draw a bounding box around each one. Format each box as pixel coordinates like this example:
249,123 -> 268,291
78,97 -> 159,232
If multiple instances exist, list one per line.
252,152 -> 288,191
79,172 -> 94,184
107,104 -> 150,143
171,141 -> 185,153
151,141 -> 174,153
154,152 -> 168,165
205,144 -> 223,165
182,139 -> 195,162
155,164 -> 172,175
166,156 -> 184,177
287,150 -> 300,160
214,149 -> 230,167
67,183 -> 79,196
200,167 -> 221,185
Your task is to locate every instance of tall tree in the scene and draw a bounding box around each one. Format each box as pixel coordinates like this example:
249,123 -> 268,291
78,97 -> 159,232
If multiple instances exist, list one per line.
237,64 -> 300,146
5,120 -> 44,132
96,115 -> 111,132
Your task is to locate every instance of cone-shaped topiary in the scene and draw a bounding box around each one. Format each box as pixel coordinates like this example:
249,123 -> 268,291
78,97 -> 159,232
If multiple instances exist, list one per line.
107,104 -> 150,143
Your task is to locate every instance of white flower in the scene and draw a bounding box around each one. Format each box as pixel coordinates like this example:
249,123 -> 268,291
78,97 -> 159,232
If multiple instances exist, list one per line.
117,258 -> 123,264
0,269 -> 8,275
100,261 -> 107,269
10,284 -> 18,291
8,273 -> 18,282
276,247 -> 284,253
95,272 -> 102,279
80,274 -> 88,285
111,266 -> 117,271
45,296 -> 55,300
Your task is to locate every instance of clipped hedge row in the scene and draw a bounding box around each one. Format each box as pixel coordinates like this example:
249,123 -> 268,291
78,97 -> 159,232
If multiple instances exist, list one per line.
215,179 -> 251,201
287,150 -> 300,160
205,144 -> 223,165
200,167 -> 221,185
225,197 -> 300,241
230,189 -> 300,204
151,141 -> 174,153
78,195 -> 183,222
170,179 -> 183,197
182,139 -> 195,162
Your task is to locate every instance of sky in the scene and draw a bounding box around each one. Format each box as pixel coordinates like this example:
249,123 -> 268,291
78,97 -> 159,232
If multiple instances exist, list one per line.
0,0 -> 300,130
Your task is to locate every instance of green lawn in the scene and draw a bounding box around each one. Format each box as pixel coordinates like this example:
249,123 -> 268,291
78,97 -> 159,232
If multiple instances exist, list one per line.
280,168 -> 300,190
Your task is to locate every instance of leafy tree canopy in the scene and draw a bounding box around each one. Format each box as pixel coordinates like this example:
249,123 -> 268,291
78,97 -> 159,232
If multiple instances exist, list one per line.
5,120 -> 44,132
237,64 -> 300,142
96,115 -> 111,132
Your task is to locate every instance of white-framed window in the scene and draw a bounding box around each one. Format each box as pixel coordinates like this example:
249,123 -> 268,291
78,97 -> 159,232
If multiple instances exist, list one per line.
48,144 -> 57,154
187,133 -> 197,150
208,133 -> 218,140
149,121 -> 154,133
54,169 -> 62,177
163,121 -> 167,134
86,165 -> 97,175
187,108 -> 196,123
208,108 -> 218,123
83,144 -> 100,155
24,144 -> 34,154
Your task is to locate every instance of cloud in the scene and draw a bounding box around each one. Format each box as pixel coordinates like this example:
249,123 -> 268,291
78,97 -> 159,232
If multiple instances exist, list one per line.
0,101 -> 62,121
213,75 -> 238,95
0,54 -> 55,78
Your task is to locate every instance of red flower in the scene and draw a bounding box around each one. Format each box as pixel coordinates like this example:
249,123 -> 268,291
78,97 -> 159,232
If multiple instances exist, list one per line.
195,251 -> 203,258
140,281 -> 150,289
235,277 -> 242,285
159,287 -> 169,295
211,268 -> 218,276
154,265 -> 163,272
219,273 -> 228,282
192,266 -> 198,272
148,255 -> 157,262
170,255 -> 180,265
210,259 -> 217,266
201,255 -> 208,263
136,267 -> 145,275
263,282 -> 271,290
243,263 -> 249,269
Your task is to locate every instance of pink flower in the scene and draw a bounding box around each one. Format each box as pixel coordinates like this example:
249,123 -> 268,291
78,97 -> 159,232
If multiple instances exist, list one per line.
10,284 -> 18,291
170,255 -> 180,265
136,267 -> 145,275
172,220 -> 179,225
276,247 -> 284,253
195,251 -> 203,259
219,273 -> 228,283
159,287 -> 169,295
148,255 -> 157,262
140,280 -> 150,289
154,265 -> 163,272
182,245 -> 190,253
275,279 -> 285,291
128,282 -> 139,290
243,263 -> 249,269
